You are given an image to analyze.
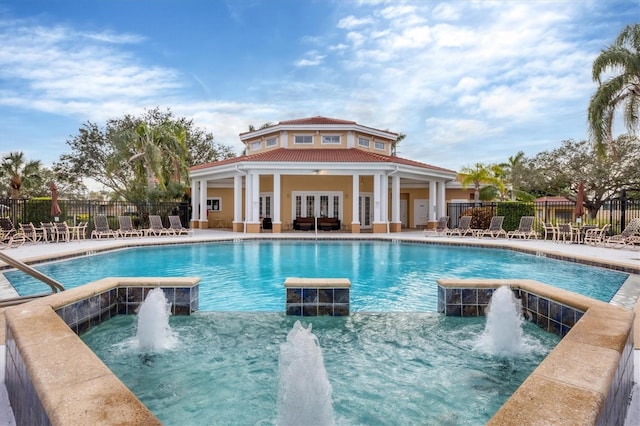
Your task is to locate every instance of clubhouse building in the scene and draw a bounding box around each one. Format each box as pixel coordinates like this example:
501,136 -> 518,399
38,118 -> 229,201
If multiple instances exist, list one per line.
189,116 -> 467,233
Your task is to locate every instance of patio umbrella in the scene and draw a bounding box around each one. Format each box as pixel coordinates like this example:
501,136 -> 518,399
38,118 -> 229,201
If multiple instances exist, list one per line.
50,181 -> 61,218
574,182 -> 585,222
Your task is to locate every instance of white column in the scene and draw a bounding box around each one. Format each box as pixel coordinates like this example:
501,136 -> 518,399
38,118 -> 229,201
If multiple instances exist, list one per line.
391,175 -> 400,223
251,173 -> 260,223
190,180 -> 198,222
233,175 -> 243,223
373,172 -> 381,223
273,173 -> 281,224
429,181 -> 437,221
352,174 -> 360,225
244,172 -> 253,223
437,180 -> 447,218
379,173 -> 388,223
199,180 -> 208,222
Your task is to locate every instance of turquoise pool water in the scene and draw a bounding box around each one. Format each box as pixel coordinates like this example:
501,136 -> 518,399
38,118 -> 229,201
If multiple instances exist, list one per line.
5,240 -> 628,311
82,312 -> 560,425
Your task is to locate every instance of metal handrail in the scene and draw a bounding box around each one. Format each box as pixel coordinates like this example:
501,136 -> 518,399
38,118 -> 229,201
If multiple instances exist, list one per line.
0,251 -> 65,293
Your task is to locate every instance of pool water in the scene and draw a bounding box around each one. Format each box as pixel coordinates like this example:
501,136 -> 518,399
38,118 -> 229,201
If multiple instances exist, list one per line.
82,312 -> 560,425
6,241 -> 628,311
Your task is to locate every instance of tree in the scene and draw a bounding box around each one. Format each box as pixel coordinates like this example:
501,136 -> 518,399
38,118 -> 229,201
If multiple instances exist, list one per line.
391,132 -> 405,156
588,24 -> 640,155
459,163 -> 500,202
518,136 -> 640,218
0,152 -> 42,198
57,108 -> 236,202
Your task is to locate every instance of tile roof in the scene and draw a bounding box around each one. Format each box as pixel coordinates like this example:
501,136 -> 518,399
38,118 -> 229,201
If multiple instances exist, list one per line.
277,116 -> 357,125
190,148 -> 456,173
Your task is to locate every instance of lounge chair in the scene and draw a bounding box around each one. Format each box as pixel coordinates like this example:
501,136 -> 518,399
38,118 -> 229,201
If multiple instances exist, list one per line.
91,215 -> 118,239
583,224 -> 610,246
507,216 -> 537,239
117,216 -> 143,238
476,216 -> 507,238
446,216 -> 473,237
168,215 -> 194,236
605,218 -> 640,248
145,215 -> 174,236
0,218 -> 26,249
424,216 -> 449,236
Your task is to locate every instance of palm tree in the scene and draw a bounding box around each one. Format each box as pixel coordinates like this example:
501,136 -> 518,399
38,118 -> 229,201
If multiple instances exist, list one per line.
459,163 -> 500,202
111,121 -> 188,201
588,24 -> 640,155
0,152 -> 42,199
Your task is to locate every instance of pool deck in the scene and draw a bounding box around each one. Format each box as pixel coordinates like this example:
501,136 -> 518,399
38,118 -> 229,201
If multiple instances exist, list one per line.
0,229 -> 639,424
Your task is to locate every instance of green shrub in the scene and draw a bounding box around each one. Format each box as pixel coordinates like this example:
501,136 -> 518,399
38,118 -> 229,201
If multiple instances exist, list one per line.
497,202 -> 535,231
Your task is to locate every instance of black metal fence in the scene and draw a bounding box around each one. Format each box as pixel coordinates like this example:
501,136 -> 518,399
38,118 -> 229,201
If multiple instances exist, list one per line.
447,197 -> 640,235
0,198 -> 191,237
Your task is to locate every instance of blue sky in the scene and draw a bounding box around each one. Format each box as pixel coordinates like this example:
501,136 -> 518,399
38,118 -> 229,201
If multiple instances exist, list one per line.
0,0 -> 636,173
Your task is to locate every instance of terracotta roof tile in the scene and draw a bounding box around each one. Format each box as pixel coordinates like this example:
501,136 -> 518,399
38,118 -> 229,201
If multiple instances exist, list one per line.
277,116 -> 357,125
190,148 -> 455,173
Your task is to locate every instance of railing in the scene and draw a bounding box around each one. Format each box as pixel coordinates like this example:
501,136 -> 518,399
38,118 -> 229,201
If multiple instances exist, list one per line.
0,198 -> 191,237
447,198 -> 640,234
0,251 -> 65,307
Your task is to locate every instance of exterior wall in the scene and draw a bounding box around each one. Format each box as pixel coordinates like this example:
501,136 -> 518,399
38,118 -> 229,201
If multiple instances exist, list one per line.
446,188 -> 473,201
243,129 -> 394,156
206,187 -> 236,227
280,175 -> 352,229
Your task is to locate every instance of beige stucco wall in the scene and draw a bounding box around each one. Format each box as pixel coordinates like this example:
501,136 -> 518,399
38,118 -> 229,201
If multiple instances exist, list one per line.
243,129 -> 394,156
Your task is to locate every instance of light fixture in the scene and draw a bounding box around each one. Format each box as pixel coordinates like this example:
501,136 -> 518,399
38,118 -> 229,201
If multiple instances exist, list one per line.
312,169 -> 320,175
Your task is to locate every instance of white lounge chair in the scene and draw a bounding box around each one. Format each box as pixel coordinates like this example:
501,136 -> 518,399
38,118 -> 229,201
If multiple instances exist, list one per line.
424,216 -> 449,236
168,215 -> 194,236
476,216 -> 507,238
145,215 -> 174,236
507,216 -> 537,239
117,216 -> 143,238
446,216 -> 473,237
91,215 -> 118,239
605,218 -> 640,248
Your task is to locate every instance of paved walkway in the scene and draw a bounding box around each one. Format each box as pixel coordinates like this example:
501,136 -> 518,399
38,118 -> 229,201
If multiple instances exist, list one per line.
0,229 -> 638,424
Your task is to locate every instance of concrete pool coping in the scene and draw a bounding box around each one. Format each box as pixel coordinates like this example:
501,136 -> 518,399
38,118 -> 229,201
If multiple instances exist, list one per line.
0,230 -> 639,424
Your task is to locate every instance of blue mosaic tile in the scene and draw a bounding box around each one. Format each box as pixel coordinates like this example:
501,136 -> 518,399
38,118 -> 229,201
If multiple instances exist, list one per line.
446,304 -> 462,316
286,305 -> 302,316
302,288 -> 318,303
334,288 -> 349,303
561,306 -> 577,327
318,289 -> 334,303
334,304 -> 349,316
302,305 -> 318,316
462,289 -> 477,305
445,288 -> 462,305
318,305 -> 333,316
549,301 -> 562,323
538,298 -> 549,317
286,288 -> 301,303
462,305 -> 478,317
478,288 -> 493,304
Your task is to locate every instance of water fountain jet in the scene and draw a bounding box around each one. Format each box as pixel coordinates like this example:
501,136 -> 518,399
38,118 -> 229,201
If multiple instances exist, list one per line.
276,320 -> 335,426
136,288 -> 176,351
476,286 -> 525,356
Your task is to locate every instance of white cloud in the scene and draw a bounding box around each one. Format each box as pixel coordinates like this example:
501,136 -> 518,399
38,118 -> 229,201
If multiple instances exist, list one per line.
337,15 -> 374,29
294,50 -> 326,67
424,117 -> 502,146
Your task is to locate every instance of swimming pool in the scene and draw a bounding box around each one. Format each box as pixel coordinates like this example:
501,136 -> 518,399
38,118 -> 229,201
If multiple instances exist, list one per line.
5,240 -> 629,311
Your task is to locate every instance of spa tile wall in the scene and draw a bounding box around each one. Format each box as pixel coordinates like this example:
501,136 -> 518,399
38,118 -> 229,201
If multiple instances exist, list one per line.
56,285 -> 198,334
286,287 -> 350,316
5,327 -> 50,426
437,285 -> 583,337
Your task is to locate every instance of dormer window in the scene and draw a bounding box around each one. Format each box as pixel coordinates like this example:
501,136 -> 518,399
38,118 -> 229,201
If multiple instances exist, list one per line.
295,135 -> 313,144
322,135 -> 340,144
265,137 -> 277,147
250,141 -> 261,151
358,137 -> 370,148
374,141 -> 385,150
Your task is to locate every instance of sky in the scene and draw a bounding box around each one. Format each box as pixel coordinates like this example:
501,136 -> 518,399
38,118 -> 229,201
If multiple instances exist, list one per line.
0,0 -> 637,174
